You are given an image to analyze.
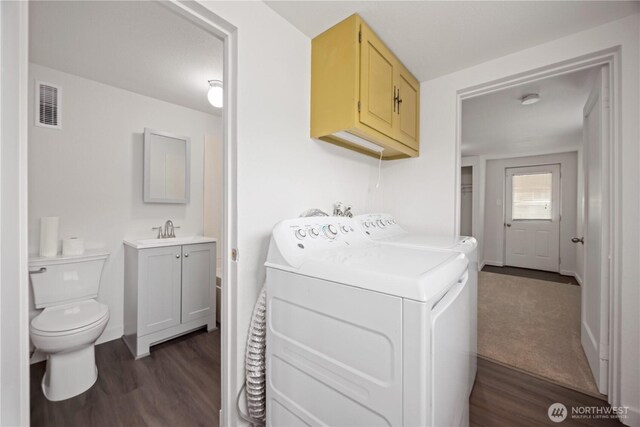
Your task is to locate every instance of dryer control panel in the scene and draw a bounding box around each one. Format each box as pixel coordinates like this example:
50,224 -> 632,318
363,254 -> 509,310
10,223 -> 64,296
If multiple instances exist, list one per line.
355,213 -> 406,240
267,216 -> 372,269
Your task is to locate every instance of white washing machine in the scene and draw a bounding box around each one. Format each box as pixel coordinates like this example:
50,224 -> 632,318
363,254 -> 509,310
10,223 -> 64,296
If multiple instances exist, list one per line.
354,213 -> 478,395
265,216 -> 470,426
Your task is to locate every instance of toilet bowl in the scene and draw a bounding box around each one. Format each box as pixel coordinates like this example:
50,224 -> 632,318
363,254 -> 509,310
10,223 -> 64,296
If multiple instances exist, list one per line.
30,299 -> 109,401
29,251 -> 110,401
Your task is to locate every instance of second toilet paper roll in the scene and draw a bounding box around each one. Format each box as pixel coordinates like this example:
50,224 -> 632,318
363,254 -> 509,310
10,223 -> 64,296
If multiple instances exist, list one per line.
62,237 -> 85,256
39,217 -> 59,257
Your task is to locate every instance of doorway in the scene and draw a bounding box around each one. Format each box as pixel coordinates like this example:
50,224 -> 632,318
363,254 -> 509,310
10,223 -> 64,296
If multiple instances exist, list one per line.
4,1 -> 239,425
504,164 -> 560,272
460,62 -> 612,398
460,166 -> 473,236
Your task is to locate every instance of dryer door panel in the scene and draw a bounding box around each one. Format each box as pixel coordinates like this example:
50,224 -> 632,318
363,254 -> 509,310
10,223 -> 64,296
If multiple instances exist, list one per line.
266,269 -> 402,426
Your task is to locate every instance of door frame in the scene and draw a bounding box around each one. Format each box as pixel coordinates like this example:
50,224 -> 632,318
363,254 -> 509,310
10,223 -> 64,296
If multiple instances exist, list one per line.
455,49 -> 621,405
503,163 -> 561,271
162,3 -> 238,424
0,1 -> 240,424
0,1 -> 30,424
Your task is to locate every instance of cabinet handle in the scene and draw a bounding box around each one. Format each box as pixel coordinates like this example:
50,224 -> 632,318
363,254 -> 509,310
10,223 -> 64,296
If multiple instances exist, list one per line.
394,87 -> 399,113
184,252 -> 189,258
175,254 -> 180,258
397,89 -> 402,114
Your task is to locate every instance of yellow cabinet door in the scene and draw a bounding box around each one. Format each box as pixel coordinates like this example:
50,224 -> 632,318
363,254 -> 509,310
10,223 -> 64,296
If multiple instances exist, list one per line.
359,23 -> 396,139
396,66 -> 420,150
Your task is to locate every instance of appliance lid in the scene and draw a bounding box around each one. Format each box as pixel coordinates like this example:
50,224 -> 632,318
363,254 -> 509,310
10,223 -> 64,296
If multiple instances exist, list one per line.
382,234 -> 477,252
31,299 -> 108,333
267,244 -> 468,303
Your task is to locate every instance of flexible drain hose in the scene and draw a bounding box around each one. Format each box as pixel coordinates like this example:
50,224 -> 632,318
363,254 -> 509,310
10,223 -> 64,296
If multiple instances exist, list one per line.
238,285 -> 267,426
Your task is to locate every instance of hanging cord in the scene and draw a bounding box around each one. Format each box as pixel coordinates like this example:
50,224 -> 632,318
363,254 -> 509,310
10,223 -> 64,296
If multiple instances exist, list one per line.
376,149 -> 383,189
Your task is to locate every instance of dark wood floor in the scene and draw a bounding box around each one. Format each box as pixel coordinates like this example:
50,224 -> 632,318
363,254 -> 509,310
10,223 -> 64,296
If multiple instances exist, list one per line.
471,357 -> 621,426
31,329 -> 619,426
30,328 -> 220,427
483,265 -> 580,286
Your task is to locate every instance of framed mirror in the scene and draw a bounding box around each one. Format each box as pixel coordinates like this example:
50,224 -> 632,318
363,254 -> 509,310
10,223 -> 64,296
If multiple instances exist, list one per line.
144,128 -> 191,204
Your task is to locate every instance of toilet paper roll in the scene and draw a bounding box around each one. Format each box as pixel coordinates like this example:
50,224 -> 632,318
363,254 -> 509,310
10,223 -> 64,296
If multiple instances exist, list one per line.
39,217 -> 59,257
62,237 -> 85,256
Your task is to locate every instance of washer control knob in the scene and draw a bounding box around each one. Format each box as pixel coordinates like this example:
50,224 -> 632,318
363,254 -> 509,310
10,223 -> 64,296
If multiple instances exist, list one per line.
377,219 -> 386,228
363,221 -> 370,228
341,225 -> 350,233
295,229 -> 307,240
327,224 -> 338,236
310,228 -> 320,238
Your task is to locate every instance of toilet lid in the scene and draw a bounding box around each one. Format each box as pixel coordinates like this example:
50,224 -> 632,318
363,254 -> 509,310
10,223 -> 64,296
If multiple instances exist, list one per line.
31,300 -> 109,333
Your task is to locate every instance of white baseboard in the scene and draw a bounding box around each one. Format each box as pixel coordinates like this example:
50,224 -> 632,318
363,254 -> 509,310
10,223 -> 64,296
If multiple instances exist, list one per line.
574,272 -> 583,285
622,405 -> 640,426
30,325 -> 123,365
559,269 -> 583,285
483,260 -> 504,267
478,261 -> 486,271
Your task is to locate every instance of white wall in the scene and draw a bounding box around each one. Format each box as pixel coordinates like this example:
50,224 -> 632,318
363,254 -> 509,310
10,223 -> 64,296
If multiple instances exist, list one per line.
482,152 -> 578,275
197,2 -> 383,424
382,14 -> 639,423
28,63 -> 223,348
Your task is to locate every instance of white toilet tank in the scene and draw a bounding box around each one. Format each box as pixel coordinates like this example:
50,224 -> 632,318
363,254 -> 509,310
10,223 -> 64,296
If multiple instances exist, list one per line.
30,250 -> 109,309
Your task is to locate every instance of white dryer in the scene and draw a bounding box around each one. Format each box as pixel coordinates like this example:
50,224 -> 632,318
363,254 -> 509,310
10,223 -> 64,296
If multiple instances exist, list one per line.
355,213 -> 478,395
265,216 -> 470,427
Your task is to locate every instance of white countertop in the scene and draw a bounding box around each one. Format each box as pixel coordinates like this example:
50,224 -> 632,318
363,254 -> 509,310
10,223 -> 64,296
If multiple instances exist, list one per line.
123,236 -> 217,249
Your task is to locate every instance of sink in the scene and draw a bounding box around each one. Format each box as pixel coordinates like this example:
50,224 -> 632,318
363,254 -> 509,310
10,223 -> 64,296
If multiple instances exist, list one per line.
123,235 -> 217,249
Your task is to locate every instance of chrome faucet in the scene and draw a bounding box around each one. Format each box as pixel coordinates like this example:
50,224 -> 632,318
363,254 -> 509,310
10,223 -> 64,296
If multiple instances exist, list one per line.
164,220 -> 175,238
151,220 -> 180,239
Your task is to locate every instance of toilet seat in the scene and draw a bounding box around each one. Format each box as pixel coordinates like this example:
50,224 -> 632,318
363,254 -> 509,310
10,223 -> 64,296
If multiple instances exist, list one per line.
31,299 -> 109,336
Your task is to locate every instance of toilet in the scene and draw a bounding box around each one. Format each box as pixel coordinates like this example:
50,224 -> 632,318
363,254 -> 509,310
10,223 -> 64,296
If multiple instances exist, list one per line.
29,250 -> 110,401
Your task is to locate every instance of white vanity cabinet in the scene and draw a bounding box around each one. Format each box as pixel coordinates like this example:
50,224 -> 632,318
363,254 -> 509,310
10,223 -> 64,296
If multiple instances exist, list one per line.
123,238 -> 216,358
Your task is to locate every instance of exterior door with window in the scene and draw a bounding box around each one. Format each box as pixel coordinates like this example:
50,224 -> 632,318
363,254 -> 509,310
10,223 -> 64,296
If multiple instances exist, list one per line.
505,164 -> 560,272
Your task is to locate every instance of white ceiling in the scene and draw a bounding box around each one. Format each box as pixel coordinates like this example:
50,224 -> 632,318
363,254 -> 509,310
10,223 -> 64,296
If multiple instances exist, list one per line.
265,1 -> 639,81
29,1 -> 223,115
461,66 -> 599,156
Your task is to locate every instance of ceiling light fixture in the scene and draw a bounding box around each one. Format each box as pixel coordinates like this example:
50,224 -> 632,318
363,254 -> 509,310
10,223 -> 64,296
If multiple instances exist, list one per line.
520,93 -> 540,106
207,80 -> 223,108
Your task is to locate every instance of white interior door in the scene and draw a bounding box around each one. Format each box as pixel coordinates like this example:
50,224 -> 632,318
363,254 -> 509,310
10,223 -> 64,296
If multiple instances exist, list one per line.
581,65 -> 610,394
505,164 -> 560,272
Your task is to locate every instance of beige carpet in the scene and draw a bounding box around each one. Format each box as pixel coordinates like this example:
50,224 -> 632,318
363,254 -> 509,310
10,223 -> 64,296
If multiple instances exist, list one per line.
477,271 -> 600,396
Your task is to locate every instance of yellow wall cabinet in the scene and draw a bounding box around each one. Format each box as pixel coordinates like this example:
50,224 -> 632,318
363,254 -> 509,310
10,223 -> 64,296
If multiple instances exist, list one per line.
311,14 -> 420,159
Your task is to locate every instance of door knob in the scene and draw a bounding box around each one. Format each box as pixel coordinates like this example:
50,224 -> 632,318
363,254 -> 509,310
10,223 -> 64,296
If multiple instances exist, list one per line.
175,254 -> 180,258
184,252 -> 189,258
505,223 -> 511,227
571,237 -> 584,244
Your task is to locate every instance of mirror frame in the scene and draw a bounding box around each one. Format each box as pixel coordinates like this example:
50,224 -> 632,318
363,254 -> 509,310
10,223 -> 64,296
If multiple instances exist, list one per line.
143,128 -> 191,204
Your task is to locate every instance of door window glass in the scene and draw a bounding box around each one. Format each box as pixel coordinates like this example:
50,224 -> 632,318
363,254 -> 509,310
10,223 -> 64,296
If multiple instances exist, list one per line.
511,172 -> 553,220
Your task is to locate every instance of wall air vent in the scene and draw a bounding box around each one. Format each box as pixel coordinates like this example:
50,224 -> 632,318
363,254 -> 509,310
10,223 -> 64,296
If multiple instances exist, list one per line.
35,81 -> 62,129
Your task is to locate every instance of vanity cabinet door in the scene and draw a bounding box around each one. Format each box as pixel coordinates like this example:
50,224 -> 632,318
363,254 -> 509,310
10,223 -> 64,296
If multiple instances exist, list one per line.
181,243 -> 216,323
138,246 -> 182,336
